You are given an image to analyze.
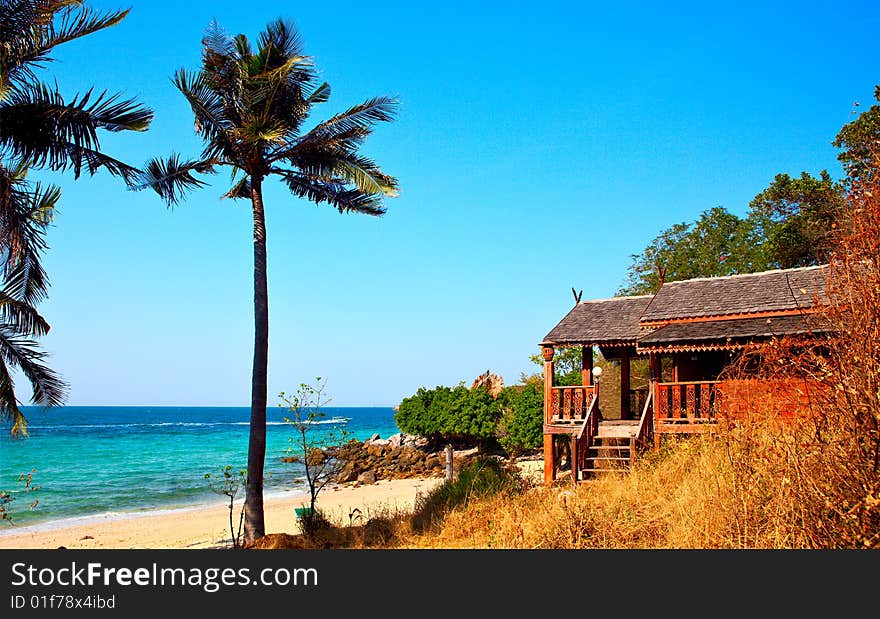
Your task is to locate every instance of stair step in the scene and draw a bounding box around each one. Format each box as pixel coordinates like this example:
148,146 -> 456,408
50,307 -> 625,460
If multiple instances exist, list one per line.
585,456 -> 630,462
580,468 -> 629,475
589,445 -> 629,451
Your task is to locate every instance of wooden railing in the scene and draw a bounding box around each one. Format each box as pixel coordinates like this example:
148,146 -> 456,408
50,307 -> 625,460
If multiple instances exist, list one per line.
573,395 -> 600,483
632,389 -> 654,458
654,380 -> 721,434
549,384 -> 597,424
629,387 -> 649,420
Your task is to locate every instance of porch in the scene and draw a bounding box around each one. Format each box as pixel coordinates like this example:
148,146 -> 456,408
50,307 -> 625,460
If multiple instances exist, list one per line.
541,343 -> 726,484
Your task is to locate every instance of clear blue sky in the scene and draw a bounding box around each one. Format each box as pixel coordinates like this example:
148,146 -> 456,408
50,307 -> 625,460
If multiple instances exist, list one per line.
24,0 -> 880,406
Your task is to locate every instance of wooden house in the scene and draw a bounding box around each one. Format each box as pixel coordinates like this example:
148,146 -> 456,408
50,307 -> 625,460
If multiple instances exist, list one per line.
539,265 -> 828,484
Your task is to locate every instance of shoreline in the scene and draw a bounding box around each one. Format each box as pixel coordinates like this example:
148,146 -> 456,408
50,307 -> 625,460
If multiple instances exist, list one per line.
0,477 -> 443,549
0,485 -> 314,538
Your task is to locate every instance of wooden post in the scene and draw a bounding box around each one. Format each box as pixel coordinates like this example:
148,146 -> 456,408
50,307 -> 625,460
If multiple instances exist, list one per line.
581,345 -> 593,386
445,444 -> 454,480
542,345 -> 555,424
542,345 -> 556,484
620,348 -> 631,420
570,435 -> 578,486
543,435 -> 555,484
650,353 -> 661,448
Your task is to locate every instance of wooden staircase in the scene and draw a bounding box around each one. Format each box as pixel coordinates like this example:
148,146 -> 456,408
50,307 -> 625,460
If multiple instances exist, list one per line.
580,420 -> 640,478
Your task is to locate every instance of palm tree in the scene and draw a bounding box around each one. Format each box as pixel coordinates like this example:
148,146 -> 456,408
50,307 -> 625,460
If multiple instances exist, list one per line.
0,1 -> 153,435
135,19 -> 398,543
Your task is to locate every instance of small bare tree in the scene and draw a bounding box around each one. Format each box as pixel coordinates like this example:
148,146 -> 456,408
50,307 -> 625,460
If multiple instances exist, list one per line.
279,378 -> 349,536
0,469 -> 40,525
205,465 -> 247,548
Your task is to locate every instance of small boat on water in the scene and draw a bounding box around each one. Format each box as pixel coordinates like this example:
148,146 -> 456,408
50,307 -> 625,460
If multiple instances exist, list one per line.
304,416 -> 351,425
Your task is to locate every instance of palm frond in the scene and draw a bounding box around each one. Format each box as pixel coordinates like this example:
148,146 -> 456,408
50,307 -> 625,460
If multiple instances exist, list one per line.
173,70 -> 230,136
202,19 -> 236,62
0,356 -> 26,437
275,96 -> 397,166
303,96 -> 398,140
0,83 -> 152,178
132,154 -> 216,206
0,167 -> 53,304
223,176 -> 252,200
0,290 -> 50,336
1,2 -> 129,95
305,82 -> 330,105
0,329 -> 66,409
332,153 -> 399,196
43,4 -> 129,51
278,146 -> 398,197
258,19 -> 306,66
274,169 -> 387,216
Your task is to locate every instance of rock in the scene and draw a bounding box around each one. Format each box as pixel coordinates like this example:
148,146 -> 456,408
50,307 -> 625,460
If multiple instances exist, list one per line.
471,370 -> 505,398
336,462 -> 359,483
425,456 -> 440,468
388,433 -> 402,448
306,448 -> 326,466
371,438 -> 391,447
367,433 -> 380,443
402,434 -> 429,448
357,470 -> 377,485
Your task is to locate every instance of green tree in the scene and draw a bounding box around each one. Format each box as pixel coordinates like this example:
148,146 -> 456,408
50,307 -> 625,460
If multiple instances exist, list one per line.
497,382 -> 543,455
135,19 -> 397,543
527,346 -> 589,385
395,387 -> 435,439
0,1 -> 152,435
748,171 -> 845,268
619,207 -> 765,295
833,85 -> 880,185
395,384 -> 502,445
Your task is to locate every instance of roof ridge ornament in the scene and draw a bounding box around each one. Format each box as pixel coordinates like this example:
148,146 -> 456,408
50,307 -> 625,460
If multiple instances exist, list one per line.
571,287 -> 583,305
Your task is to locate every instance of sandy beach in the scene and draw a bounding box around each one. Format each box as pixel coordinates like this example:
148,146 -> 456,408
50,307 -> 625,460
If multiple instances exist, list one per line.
0,477 -> 444,550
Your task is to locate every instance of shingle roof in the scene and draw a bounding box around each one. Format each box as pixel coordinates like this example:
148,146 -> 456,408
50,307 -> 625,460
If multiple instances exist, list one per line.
637,314 -> 822,348
542,296 -> 653,346
640,265 -> 828,322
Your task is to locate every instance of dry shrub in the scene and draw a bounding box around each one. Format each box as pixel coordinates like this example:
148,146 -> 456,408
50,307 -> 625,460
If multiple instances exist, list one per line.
717,166 -> 880,548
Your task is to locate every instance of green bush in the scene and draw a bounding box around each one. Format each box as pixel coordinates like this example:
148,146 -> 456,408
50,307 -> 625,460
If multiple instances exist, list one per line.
497,383 -> 544,455
395,384 -> 502,443
411,457 -> 522,532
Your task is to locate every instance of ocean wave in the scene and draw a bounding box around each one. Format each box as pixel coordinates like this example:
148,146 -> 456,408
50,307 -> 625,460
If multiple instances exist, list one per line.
28,417 -> 352,430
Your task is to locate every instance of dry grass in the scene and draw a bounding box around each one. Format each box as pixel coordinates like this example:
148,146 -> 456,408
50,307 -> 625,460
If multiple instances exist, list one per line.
397,423 -> 811,549
251,412 -> 877,549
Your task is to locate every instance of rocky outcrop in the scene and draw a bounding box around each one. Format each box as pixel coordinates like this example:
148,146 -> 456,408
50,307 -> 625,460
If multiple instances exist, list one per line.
281,432 -> 477,487
471,370 -> 504,398
325,433 -> 474,486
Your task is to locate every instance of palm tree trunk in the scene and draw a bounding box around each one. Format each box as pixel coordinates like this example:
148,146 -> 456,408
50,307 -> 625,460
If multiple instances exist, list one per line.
244,175 -> 269,544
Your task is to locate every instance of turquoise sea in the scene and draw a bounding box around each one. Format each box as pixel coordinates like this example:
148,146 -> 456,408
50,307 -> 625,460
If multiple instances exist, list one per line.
0,406 -> 398,530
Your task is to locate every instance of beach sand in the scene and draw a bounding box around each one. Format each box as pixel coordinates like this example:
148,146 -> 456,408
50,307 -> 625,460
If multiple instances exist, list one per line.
0,477 -> 444,550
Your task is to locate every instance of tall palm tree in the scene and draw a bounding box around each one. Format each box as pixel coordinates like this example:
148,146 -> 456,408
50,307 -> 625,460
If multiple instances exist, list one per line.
135,19 -> 398,542
0,0 -> 153,435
